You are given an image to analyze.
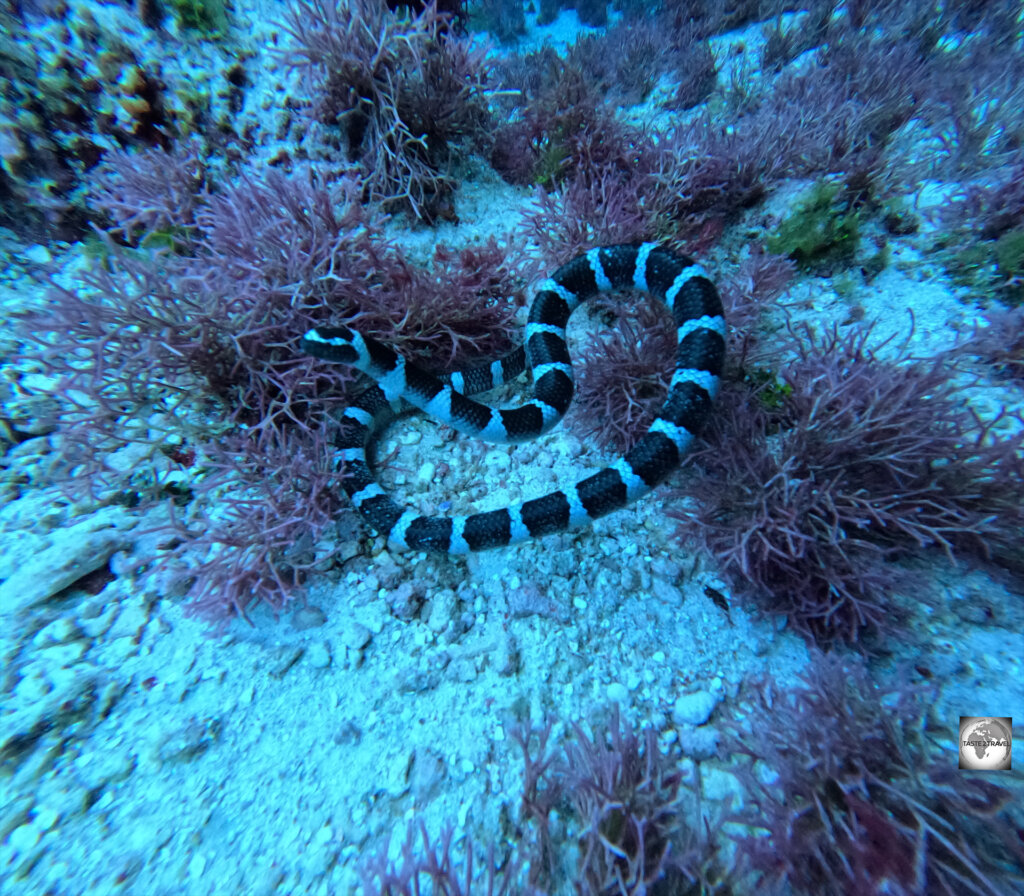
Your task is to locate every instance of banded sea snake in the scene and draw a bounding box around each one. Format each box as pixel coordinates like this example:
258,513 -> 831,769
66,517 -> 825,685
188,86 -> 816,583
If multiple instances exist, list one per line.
301,243 -> 726,554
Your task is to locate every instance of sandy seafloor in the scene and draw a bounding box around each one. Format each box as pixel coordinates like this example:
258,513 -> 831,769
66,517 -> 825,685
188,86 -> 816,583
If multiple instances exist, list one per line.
1,1 -> 1023,894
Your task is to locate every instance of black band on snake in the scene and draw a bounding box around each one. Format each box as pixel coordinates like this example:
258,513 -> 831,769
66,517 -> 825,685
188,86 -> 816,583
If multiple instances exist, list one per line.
300,243 -> 726,554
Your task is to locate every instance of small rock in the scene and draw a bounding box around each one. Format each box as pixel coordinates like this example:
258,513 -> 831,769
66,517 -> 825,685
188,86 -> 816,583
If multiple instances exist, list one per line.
73,747 -> 136,791
678,757 -> 698,786
953,598 -> 996,626
651,577 -> 680,605
31,617 -> 82,648
14,665 -> 52,702
375,558 -> 404,589
507,583 -> 571,623
307,642 -> 331,669
753,759 -> 779,787
103,442 -> 155,474
338,619 -> 372,650
292,605 -> 327,630
672,690 -> 719,727
38,640 -> 88,667
495,632 -> 520,677
426,588 -> 457,633
675,724 -> 719,760
0,521 -> 131,616
5,821 -> 45,876
24,244 -> 52,264
408,749 -> 445,803
385,582 -> 423,620
396,668 -> 442,693
268,646 -> 304,679
157,716 -> 222,764
78,601 -> 118,640
333,720 -> 362,746
0,796 -> 32,842
651,557 -> 681,581
104,594 -> 153,642
606,682 -> 630,704
702,766 -> 743,804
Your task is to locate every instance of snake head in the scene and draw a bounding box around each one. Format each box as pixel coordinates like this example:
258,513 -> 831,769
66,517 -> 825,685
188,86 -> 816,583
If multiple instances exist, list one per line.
301,326 -> 359,364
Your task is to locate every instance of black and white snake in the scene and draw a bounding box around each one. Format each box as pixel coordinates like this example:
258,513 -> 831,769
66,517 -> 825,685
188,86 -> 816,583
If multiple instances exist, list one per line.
301,243 -> 726,553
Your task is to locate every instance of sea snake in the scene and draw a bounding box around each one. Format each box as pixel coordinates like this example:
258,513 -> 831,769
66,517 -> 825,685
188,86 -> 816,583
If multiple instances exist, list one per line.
300,243 -> 726,554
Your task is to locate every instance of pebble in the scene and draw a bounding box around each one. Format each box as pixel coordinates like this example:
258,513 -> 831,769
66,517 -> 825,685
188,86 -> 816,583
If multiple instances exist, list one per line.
753,759 -> 780,787
292,606 -> 327,630
6,821 -> 43,865
307,642 -> 332,669
74,747 -> 137,791
408,749 -> 445,802
23,244 -> 52,264
157,717 -> 222,764
32,806 -> 59,832
676,724 -> 720,760
495,631 -> 520,676
672,690 -> 719,726
426,588 -> 457,633
0,796 -> 32,841
338,620 -> 372,650
78,600 -> 118,640
702,767 -> 744,805
0,524 -> 129,616
678,757 -> 698,786
606,681 -> 630,704
31,617 -> 81,648
14,666 -> 52,702
103,441 -> 155,474
268,646 -> 305,679
39,640 -> 88,666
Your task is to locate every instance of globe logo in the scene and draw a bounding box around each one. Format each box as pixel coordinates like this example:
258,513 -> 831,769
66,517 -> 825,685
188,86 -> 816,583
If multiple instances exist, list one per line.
959,717 -> 1012,771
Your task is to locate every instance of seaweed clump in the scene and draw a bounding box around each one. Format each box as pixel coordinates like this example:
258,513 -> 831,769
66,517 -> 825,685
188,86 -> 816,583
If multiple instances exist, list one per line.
357,706 -> 731,894
22,151 -> 534,619
282,0 -> 492,222
766,180 -> 863,273
936,161 -> 1024,306
673,323 -> 1024,644
728,654 -> 1024,895
511,707 -> 726,894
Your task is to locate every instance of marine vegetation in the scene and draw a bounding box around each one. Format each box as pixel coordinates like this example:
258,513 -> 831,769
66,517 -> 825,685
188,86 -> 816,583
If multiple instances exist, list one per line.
24,151 -> 535,618
282,0 -> 493,221
727,653 -> 1024,894
509,707 -> 727,895
353,705 -> 730,895
672,324 -> 1024,645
